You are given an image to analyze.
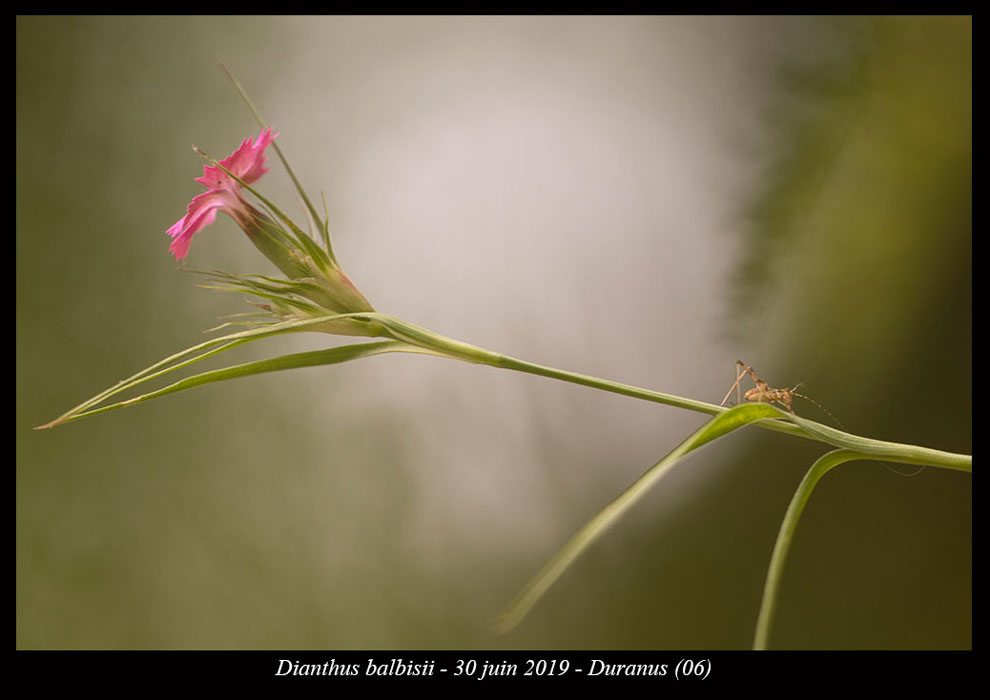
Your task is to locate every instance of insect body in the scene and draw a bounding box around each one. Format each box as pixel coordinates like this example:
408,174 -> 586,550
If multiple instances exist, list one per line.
720,361 -> 809,414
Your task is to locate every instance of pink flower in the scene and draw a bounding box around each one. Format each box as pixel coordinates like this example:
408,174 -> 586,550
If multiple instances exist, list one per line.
167,127 -> 279,260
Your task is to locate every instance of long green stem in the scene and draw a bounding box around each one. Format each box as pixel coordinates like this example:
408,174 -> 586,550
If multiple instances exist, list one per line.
753,449 -> 871,650
364,312 -> 971,472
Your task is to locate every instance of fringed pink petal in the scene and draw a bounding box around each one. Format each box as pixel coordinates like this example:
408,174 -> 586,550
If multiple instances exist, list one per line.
194,126 -> 279,190
166,190 -> 241,260
231,126 -> 279,184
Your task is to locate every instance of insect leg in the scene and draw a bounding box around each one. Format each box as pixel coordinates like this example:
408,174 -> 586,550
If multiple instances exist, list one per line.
720,361 -> 749,407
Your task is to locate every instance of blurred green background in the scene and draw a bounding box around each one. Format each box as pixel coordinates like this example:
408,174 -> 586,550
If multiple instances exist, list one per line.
17,16 -> 970,649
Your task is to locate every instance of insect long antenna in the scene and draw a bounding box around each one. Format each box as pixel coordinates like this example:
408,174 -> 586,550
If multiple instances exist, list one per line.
793,391 -> 924,477
792,392 -> 844,431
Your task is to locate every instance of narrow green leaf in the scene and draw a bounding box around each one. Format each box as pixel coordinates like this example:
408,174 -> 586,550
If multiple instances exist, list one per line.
753,449 -> 872,650
319,192 -> 333,257
57,341 -> 430,425
492,402 -> 785,634
37,313 -> 379,429
202,321 -> 278,333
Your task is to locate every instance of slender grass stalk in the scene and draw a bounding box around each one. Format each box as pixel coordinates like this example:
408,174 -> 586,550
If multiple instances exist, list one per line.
493,403 -> 785,633
753,449 -> 872,650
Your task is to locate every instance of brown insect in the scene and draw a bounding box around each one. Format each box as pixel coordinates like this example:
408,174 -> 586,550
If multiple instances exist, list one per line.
720,360 -> 818,414
720,360 -> 924,476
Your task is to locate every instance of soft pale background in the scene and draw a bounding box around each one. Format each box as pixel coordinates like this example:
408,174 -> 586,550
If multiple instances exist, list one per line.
18,16 -> 970,648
